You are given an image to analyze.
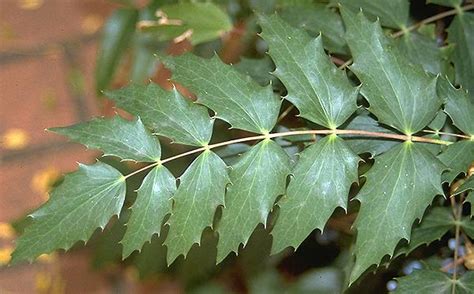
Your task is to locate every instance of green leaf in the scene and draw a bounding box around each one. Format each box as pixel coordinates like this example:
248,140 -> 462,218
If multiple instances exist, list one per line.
279,4 -> 348,54
121,165 -> 176,258
437,141 -> 474,183
259,14 -> 358,129
142,2 -> 232,45
11,162 -> 126,264
428,0 -> 463,7
95,8 -> 138,94
395,207 -> 454,257
164,151 -> 230,264
271,135 -> 359,254
333,0 -> 409,29
461,216 -> 474,239
161,54 -> 281,134
341,8 -> 441,135
234,56 -> 277,86
216,140 -> 290,262
437,78 -> 474,136
50,116 -> 161,162
428,111 -> 447,131
447,12 -> 474,95
351,142 -> 446,283
342,111 -> 399,156
107,83 -> 213,146
397,32 -> 450,75
395,270 -> 474,294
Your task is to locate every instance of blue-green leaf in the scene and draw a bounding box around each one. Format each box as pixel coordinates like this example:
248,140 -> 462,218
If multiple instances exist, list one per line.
11,162 -> 126,264
216,140 -> 291,262
259,14 -> 358,129
107,83 -> 213,146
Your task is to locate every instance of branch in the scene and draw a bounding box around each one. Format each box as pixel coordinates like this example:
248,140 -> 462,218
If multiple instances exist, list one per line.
124,129 -> 455,179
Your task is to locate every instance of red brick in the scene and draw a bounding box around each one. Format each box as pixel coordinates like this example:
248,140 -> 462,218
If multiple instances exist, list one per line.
0,144 -> 98,222
0,54 -> 82,147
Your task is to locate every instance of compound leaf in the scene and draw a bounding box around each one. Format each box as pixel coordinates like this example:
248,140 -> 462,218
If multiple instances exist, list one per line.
437,78 -> 474,136
271,135 -> 359,254
11,162 -> 126,264
342,8 -> 441,135
107,83 -> 213,146
50,116 -> 161,162
216,140 -> 291,262
395,270 -> 474,294
395,207 -> 454,257
333,0 -> 409,29
164,151 -> 230,264
162,54 -> 281,134
437,141 -> 474,183
447,12 -> 474,96
351,142 -> 446,283
259,14 -> 358,129
121,165 -> 176,258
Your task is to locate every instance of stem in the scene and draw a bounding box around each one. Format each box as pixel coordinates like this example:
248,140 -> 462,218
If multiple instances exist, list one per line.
449,189 -> 464,294
392,4 -> 474,38
423,129 -> 471,139
124,129 -> 452,179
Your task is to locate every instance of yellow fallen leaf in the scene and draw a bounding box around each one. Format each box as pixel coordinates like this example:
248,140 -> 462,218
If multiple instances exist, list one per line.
31,167 -> 61,200
0,223 -> 15,239
18,0 -> 43,10
1,128 -> 30,150
0,246 -> 13,265
81,14 -> 102,35
35,272 -> 52,293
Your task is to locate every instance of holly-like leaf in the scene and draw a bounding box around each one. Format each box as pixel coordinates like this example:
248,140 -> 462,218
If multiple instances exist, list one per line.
121,165 -> 176,258
216,140 -> 290,262
259,14 -> 358,129
333,0 -> 409,29
397,32 -> 450,75
437,141 -> 474,183
341,8 -> 441,135
437,78 -> 474,136
271,135 -> 359,254
342,111 -> 399,156
395,207 -> 454,257
11,162 -> 126,264
50,116 -> 161,162
140,2 -> 232,45
351,142 -> 446,283
164,151 -> 230,264
161,54 -> 281,134
447,12 -> 474,96
395,270 -> 474,294
107,83 -> 213,146
234,56 -> 277,87
279,4 -> 348,54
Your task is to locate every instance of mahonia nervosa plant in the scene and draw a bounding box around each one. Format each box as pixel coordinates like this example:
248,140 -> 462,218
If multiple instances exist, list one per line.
10,2 -> 474,291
